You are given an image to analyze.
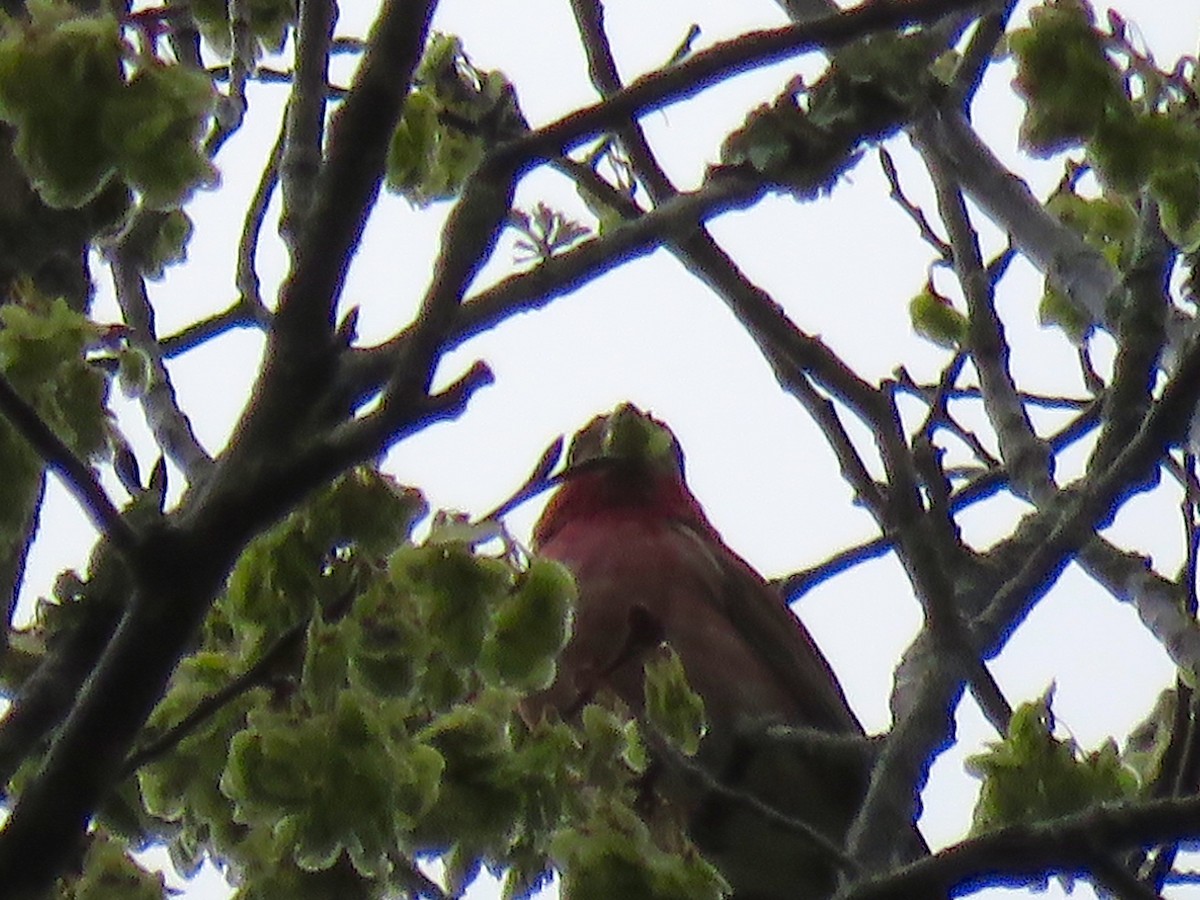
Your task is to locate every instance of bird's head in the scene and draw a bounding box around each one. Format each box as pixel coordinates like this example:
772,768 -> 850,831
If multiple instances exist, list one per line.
564,402 -> 686,479
533,404 -> 708,548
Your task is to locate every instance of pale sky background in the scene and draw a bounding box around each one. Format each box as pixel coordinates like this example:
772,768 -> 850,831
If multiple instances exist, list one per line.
14,0 -> 1200,897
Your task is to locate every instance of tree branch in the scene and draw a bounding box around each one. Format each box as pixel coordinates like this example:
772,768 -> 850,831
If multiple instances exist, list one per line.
109,250 -> 214,484
973,331 -> 1200,655
776,399 -> 1102,600
0,373 -> 135,556
1087,197 -> 1173,473
520,0 -> 996,164
260,0 -> 437,428
839,791 -> 1200,900
278,0 -> 336,251
120,616 -> 306,776
921,126 -> 1053,501
917,109 -> 1119,326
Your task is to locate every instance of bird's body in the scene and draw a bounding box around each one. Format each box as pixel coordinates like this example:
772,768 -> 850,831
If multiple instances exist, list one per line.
525,405 -> 928,898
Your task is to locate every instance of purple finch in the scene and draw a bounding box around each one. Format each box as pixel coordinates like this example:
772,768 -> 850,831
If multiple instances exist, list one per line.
526,404 -> 929,898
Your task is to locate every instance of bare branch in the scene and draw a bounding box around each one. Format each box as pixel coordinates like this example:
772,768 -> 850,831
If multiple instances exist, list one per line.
158,126 -> 279,359
278,0 -> 336,251
917,110 -> 1119,325
159,300 -> 265,359
269,0 -> 436,361
848,641 -> 960,874
522,0 -> 997,164
777,400 -> 1102,600
108,251 -> 214,483
568,0 -> 678,205
839,791 -> 1200,900
973,332 -> 1200,655
878,147 -> 951,260
1087,199 -> 1173,472
922,138 -> 1053,500
235,121 -> 283,322
788,373 -> 887,514
897,366 -> 1001,469
478,434 -> 565,523
202,0 -> 254,156
947,0 -> 1018,109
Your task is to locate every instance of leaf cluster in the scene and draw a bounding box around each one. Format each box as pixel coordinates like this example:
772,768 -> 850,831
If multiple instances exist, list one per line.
386,33 -> 527,207
27,467 -> 721,897
1039,187 -> 1138,341
0,0 -> 215,210
1011,0 -> 1200,251
967,692 -> 1139,836
720,32 -> 938,197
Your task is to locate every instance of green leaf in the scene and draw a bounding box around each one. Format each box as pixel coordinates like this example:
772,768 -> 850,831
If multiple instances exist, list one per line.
140,209 -> 195,280
188,0 -> 296,57
1010,0 -> 1131,156
579,703 -> 639,786
0,293 -> 109,459
481,559 -> 575,691
0,3 -> 124,207
102,62 -> 215,209
392,543 -> 510,668
386,33 -> 524,206
300,613 -> 350,709
1151,163 -> 1200,252
117,346 -> 152,399
967,691 -> 1138,834
1037,284 -> 1093,345
414,700 -> 524,853
642,648 -> 706,757
1046,189 -> 1136,265
346,581 -> 424,698
909,287 -> 967,349
60,831 -> 166,900
551,804 -> 725,900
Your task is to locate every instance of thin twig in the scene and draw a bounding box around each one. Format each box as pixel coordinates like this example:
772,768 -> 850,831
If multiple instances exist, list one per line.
236,122 -> 284,320
108,251 -> 214,482
894,377 -> 1092,410
948,0 -> 1017,109
923,133 -> 1053,501
1087,198 -> 1173,473
878,147 -> 951,260
121,618 -> 308,775
777,400 -> 1103,601
836,789 -> 1200,900
203,0 -> 254,156
787,373 -> 887,514
160,302 -> 265,358
647,725 -> 863,875
896,365 -> 1001,469
477,434 -> 565,523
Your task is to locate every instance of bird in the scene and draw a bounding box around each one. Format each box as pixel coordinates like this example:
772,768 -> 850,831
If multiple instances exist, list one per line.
523,403 -> 929,899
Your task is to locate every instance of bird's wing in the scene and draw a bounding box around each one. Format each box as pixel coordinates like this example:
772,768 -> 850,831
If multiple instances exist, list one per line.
672,522 -> 864,737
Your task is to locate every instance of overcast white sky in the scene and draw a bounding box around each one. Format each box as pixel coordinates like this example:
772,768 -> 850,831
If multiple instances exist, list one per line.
16,0 -> 1200,896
